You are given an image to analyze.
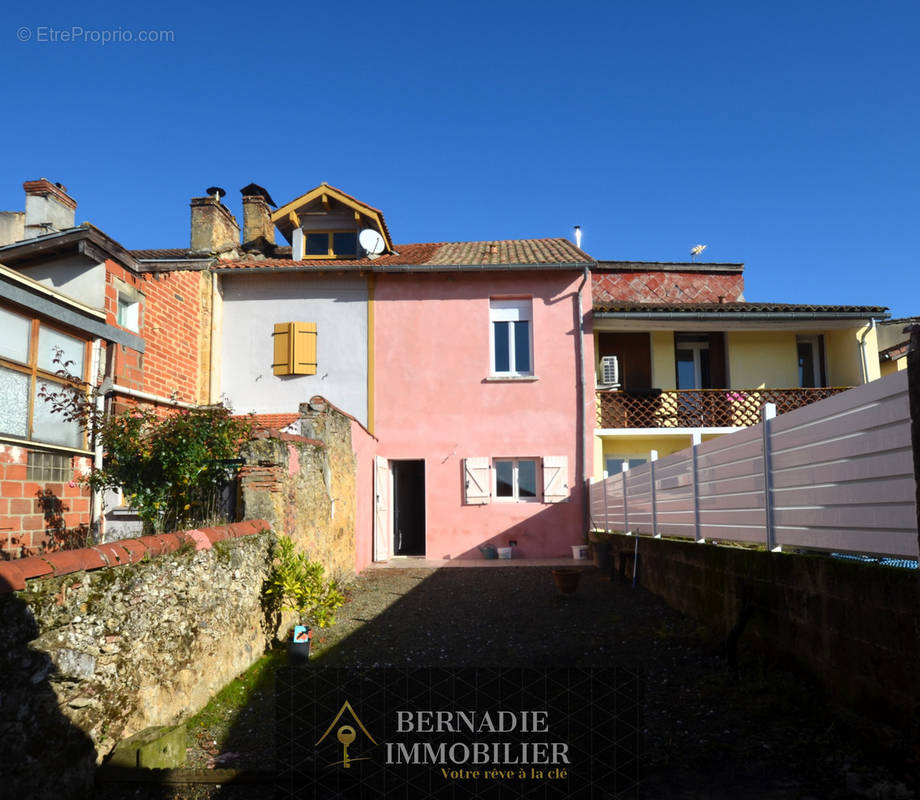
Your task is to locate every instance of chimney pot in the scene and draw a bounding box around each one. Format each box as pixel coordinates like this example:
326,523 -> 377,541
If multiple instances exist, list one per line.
240,184 -> 276,251
190,191 -> 239,254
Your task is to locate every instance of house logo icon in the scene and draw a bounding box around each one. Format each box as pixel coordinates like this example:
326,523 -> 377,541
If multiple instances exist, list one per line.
316,700 -> 377,768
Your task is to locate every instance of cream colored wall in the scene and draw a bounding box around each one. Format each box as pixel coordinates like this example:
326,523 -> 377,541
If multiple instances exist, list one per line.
726,331 -> 798,389
880,358 -> 907,377
650,331 -> 675,389
825,325 -> 878,385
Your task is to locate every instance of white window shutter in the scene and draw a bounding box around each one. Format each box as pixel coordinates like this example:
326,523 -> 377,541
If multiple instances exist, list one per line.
542,456 -> 568,503
463,457 -> 491,505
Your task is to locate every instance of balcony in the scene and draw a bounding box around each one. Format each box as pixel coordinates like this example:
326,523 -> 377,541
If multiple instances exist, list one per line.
596,387 -> 851,429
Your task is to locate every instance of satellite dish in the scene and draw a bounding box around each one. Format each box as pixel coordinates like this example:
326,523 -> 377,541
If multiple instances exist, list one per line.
359,228 -> 385,256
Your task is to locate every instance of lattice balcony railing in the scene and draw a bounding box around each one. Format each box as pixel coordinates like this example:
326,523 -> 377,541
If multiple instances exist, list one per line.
596,387 -> 851,429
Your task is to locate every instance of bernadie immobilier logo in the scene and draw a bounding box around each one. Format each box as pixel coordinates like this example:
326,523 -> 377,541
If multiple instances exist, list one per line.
318,700 -> 570,781
277,667 -> 640,800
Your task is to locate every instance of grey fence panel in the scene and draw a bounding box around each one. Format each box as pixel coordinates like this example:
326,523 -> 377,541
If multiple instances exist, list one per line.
588,371 -> 918,558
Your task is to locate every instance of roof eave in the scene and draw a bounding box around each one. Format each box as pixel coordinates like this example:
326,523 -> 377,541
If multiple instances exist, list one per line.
594,310 -> 889,321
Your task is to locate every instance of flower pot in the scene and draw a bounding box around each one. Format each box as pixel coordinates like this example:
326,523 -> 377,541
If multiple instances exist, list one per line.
479,545 -> 498,560
552,568 -> 581,595
497,546 -> 513,560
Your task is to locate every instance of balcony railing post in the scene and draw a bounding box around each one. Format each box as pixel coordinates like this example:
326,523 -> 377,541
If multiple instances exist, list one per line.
650,450 -> 659,538
762,402 -> 778,551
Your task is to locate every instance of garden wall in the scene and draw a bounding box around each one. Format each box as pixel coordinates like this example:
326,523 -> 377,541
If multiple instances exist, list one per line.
239,396 -> 359,580
0,519 -> 272,800
611,534 -> 920,729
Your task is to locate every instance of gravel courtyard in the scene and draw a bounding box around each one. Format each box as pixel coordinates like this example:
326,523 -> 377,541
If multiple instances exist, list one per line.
100,564 -> 914,799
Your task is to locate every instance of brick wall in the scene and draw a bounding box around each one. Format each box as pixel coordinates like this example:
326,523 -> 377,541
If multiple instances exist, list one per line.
593,269 -> 745,305
0,444 -> 93,559
136,270 -> 209,404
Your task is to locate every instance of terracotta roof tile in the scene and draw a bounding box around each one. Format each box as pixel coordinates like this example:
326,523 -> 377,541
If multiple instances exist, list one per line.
213,238 -> 591,271
241,413 -> 301,431
595,301 -> 889,314
131,248 -> 202,259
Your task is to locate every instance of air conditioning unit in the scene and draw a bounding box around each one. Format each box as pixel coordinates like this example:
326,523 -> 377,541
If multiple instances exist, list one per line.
599,355 -> 620,388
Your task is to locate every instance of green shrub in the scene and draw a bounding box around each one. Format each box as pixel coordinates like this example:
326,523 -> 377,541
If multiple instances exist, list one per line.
265,536 -> 345,628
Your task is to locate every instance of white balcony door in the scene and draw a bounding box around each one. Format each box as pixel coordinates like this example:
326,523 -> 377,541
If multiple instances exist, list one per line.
675,336 -> 712,389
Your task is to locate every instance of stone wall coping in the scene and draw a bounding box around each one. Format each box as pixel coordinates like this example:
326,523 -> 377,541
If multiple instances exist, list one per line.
0,519 -> 270,593
249,429 -> 324,446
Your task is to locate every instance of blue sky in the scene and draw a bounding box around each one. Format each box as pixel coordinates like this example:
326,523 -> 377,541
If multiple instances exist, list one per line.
2,0 -> 917,316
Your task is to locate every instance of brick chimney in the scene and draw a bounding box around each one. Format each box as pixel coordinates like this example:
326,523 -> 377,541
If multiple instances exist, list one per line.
190,187 -> 240,254
23,178 -> 77,237
240,183 -> 276,250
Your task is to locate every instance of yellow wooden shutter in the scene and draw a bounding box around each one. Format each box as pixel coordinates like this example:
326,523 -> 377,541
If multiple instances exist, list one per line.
272,323 -> 292,375
272,322 -> 317,375
291,322 -> 317,375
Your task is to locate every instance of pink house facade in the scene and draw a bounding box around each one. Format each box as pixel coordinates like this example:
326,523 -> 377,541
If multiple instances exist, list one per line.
372,263 -> 595,562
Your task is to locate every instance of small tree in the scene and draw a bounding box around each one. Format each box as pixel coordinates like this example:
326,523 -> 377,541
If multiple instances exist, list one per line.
39,351 -> 253,535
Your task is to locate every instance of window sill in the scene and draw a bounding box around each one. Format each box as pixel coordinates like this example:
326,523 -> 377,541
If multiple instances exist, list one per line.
484,375 -> 539,383
0,435 -> 92,457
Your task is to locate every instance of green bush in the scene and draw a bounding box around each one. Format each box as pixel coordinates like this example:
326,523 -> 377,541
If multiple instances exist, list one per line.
265,536 -> 345,629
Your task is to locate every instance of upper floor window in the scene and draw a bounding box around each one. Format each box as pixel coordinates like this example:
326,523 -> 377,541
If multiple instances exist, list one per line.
117,293 -> 140,332
0,306 -> 87,450
490,299 -> 532,376
305,231 -> 358,258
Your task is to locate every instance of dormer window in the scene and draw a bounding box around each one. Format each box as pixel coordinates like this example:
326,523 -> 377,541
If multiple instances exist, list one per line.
304,231 -> 358,258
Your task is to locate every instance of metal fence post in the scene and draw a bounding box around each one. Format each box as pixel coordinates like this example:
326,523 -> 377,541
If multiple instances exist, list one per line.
762,402 -> 778,551
906,325 -> 920,557
650,450 -> 660,538
621,461 -> 630,532
691,432 -> 702,542
602,471 -> 609,534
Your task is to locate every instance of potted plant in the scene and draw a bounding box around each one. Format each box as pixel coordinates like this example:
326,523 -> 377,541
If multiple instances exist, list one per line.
265,536 -> 345,663
589,531 -> 614,572
551,568 -> 581,595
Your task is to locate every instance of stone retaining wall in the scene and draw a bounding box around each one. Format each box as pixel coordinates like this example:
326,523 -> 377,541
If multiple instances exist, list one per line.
0,519 -> 272,800
611,535 -> 919,730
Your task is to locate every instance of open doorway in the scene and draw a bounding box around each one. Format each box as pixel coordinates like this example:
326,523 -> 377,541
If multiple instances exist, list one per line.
392,460 -> 425,556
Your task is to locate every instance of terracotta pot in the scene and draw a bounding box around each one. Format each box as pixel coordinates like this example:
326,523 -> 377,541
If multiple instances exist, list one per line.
552,568 -> 581,595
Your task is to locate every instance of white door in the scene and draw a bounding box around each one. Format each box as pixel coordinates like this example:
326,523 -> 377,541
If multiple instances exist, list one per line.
373,456 -> 390,562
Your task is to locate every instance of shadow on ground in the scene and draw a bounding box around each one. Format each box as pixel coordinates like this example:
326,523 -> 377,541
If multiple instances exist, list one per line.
95,565 -> 917,799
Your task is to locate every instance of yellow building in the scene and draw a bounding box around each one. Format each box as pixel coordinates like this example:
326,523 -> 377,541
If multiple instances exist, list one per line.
590,263 -> 889,477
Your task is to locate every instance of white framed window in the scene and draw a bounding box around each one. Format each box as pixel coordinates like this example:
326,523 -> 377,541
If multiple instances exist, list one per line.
494,458 -> 539,502
489,299 -> 532,376
117,294 -> 140,333
463,456 -> 568,505
604,456 -> 647,476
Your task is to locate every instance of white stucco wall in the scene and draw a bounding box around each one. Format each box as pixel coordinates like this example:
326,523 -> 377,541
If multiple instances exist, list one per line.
16,256 -> 106,310
219,273 -> 369,424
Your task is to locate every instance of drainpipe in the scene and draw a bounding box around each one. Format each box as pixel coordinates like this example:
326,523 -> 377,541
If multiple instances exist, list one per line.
858,317 -> 880,384
90,339 -> 104,539
209,272 -> 221,404
106,383 -> 198,409
576,264 -> 590,534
